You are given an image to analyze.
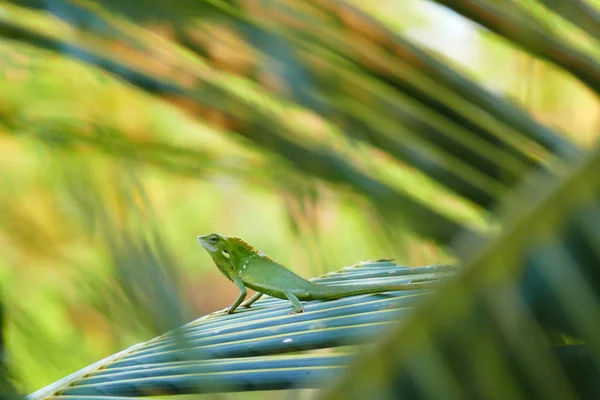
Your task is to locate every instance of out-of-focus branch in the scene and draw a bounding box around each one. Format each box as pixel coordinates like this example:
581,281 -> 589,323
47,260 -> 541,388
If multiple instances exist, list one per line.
0,16 -> 471,245
536,0 -> 600,41
431,0 -> 600,97
297,0 -> 577,158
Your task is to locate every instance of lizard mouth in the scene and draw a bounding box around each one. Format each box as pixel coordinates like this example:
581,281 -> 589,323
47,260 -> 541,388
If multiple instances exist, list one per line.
197,236 -> 217,253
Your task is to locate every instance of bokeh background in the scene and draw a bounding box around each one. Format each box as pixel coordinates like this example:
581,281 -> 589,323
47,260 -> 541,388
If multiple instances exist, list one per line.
1,0 -> 599,396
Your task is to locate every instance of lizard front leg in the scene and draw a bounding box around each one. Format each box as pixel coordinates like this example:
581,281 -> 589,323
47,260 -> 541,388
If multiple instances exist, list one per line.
227,276 -> 248,314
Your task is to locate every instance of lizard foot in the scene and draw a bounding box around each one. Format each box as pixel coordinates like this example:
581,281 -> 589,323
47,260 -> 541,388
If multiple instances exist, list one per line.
288,308 -> 304,315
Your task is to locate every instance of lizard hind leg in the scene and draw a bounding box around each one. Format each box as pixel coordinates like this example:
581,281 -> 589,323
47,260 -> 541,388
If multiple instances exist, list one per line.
242,292 -> 263,308
284,290 -> 305,314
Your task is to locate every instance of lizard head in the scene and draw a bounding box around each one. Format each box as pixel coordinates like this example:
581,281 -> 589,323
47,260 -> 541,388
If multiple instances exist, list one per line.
197,233 -> 274,266
197,233 -> 232,264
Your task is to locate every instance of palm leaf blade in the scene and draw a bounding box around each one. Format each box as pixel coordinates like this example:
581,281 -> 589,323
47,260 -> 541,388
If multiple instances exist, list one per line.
29,262 -> 451,398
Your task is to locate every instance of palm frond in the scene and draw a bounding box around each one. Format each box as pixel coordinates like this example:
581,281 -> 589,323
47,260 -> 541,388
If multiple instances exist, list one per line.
535,0 -> 600,40
1,0 -> 575,212
0,3 -> 473,244
431,0 -> 600,96
28,262 -> 453,397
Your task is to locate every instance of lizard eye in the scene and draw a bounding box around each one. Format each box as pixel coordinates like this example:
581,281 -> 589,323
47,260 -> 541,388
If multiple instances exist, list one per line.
210,236 -> 218,243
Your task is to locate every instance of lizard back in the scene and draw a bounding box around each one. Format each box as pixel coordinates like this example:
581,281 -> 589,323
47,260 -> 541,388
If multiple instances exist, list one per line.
237,255 -> 315,297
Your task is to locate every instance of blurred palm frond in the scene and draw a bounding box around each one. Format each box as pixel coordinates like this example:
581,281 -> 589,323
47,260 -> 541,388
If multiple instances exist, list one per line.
325,138 -> 600,400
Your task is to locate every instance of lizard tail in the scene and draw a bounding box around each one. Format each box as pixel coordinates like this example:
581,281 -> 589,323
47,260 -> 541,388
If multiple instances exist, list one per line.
308,280 -> 438,300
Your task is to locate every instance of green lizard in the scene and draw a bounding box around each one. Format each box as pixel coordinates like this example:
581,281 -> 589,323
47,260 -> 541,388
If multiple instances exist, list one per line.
197,233 -> 438,314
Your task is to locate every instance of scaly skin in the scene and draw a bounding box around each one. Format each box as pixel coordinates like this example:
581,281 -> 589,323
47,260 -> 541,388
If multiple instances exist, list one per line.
197,233 -> 436,314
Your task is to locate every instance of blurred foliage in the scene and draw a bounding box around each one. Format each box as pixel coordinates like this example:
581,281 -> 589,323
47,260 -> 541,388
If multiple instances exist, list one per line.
0,0 -> 600,399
